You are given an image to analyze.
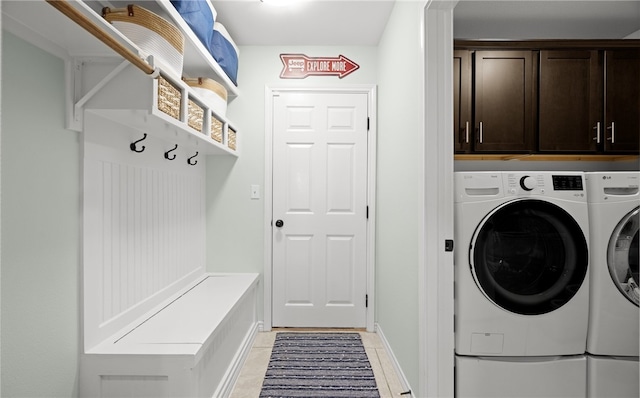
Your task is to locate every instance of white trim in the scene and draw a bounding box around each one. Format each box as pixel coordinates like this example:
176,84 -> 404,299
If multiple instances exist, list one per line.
215,321 -> 260,398
263,86 -> 377,332
420,1 -> 457,398
375,323 -> 414,397
263,87 -> 274,332
366,86 -> 378,333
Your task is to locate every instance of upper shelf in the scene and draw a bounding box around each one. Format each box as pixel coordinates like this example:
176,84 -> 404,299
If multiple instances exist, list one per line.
1,0 -> 239,97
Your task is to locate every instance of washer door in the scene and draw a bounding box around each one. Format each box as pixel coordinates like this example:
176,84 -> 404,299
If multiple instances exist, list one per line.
471,199 -> 588,315
608,207 -> 639,306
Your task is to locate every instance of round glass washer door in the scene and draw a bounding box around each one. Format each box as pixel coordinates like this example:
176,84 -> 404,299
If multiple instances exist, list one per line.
608,207 -> 639,306
470,199 -> 589,315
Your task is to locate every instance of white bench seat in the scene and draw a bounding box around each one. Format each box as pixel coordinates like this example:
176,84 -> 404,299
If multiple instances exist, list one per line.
80,272 -> 260,398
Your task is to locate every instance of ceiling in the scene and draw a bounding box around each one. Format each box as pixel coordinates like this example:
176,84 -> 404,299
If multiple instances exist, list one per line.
211,0 -> 396,46
211,0 -> 640,46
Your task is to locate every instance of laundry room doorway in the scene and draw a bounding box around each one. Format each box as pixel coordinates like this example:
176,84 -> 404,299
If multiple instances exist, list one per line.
264,87 -> 377,331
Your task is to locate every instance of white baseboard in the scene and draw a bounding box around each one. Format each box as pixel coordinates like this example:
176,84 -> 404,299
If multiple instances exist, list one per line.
375,323 -> 414,398
215,321 -> 261,398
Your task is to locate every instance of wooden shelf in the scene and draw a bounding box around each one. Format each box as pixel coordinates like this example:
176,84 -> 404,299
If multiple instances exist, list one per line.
455,154 -> 639,162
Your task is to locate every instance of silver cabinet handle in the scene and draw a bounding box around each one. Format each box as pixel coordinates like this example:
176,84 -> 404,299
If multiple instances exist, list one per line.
479,121 -> 483,144
607,122 -> 615,143
592,122 -> 601,144
465,121 -> 470,144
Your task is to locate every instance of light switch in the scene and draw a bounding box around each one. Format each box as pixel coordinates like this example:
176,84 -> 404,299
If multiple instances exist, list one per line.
251,184 -> 260,199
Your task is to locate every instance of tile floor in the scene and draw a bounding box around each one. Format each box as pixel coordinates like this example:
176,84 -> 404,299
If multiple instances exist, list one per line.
229,329 -> 408,398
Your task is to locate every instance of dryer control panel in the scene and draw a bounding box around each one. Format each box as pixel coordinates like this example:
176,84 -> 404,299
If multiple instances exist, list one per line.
504,172 -> 586,200
552,175 -> 584,191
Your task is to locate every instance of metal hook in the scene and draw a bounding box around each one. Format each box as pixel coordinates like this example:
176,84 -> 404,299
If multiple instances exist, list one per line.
130,133 -> 147,153
164,144 -> 178,160
187,152 -> 199,166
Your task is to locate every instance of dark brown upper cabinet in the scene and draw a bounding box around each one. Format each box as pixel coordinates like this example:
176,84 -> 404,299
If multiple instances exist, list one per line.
539,49 -> 639,153
454,40 -> 639,157
604,49 -> 640,152
454,50 -> 472,152
538,50 -> 603,152
473,51 -> 535,152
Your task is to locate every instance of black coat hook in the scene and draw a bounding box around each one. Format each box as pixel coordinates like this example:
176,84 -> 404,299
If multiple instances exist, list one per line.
164,144 -> 178,160
187,152 -> 199,166
130,133 -> 147,153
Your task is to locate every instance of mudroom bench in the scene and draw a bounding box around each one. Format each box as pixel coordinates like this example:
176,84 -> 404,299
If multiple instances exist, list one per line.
80,273 -> 259,398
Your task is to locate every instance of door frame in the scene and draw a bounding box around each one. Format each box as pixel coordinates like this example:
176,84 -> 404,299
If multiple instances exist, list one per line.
263,85 -> 377,332
421,1 -> 456,397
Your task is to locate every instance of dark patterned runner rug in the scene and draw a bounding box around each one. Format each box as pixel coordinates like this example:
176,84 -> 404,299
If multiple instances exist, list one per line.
259,332 -> 381,398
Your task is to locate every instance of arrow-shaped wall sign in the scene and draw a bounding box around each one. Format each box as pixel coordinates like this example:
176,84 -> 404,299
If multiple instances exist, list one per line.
280,54 -> 360,79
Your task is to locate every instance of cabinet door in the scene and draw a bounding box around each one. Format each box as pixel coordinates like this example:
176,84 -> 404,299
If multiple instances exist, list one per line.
474,51 -> 535,152
538,50 -> 602,152
454,50 -> 472,152
605,49 -> 640,152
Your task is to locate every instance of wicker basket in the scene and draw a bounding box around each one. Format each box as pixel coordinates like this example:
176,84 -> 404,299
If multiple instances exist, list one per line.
228,127 -> 237,151
183,77 -> 228,116
157,75 -> 181,120
187,98 -> 204,133
211,114 -> 223,143
103,4 -> 184,78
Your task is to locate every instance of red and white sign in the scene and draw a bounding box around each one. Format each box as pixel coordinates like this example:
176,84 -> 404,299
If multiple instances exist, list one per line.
280,54 -> 359,79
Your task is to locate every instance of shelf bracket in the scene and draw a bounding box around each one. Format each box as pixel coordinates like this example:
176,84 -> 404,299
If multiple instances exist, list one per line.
71,59 -> 130,130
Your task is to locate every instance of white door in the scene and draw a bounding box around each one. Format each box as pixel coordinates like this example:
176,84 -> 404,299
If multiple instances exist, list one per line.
272,91 -> 369,328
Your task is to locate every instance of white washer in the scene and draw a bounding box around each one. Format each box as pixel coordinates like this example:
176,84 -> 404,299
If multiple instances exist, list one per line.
585,172 -> 639,398
454,171 -> 590,356
585,171 -> 639,356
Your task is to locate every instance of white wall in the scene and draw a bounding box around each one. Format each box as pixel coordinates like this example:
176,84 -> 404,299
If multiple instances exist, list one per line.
205,45 -> 379,321
205,3 -> 427,394
375,1 -> 425,393
1,32 -> 80,397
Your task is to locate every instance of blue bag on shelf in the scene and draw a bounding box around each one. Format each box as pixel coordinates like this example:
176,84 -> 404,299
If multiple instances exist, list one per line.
210,22 -> 239,86
170,0 -> 215,53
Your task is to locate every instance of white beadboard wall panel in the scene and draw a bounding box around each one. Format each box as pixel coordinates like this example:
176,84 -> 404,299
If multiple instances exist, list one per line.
83,112 -> 206,350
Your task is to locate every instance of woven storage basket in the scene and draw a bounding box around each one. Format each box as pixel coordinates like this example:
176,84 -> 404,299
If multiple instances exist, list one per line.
228,127 -> 237,151
187,98 -> 204,133
183,77 -> 228,117
157,75 -> 181,120
103,4 -> 184,78
211,114 -> 223,143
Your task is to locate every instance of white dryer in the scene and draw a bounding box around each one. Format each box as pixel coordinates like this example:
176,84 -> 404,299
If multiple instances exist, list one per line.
585,172 -> 639,398
454,171 -> 590,356
585,171 -> 639,356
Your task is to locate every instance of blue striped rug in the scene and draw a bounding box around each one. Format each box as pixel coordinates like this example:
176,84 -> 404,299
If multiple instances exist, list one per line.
259,332 -> 380,398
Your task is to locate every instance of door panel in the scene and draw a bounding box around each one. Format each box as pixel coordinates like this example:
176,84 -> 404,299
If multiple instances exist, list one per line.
272,91 -> 368,327
538,50 -> 602,152
454,50 -> 472,152
474,51 -> 535,152
605,49 -> 640,152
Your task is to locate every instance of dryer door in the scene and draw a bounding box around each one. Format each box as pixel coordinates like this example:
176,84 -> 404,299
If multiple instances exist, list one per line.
608,207 -> 639,306
471,199 -> 589,315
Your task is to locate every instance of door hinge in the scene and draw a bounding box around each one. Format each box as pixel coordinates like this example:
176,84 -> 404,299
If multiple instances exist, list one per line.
366,294 -> 369,308
367,117 -> 370,131
366,206 -> 369,219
